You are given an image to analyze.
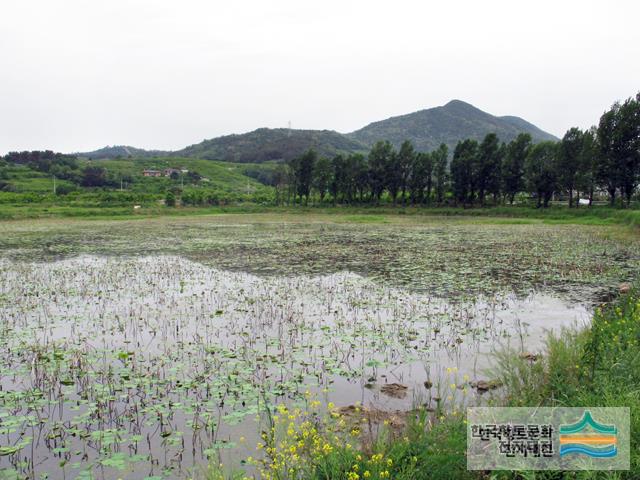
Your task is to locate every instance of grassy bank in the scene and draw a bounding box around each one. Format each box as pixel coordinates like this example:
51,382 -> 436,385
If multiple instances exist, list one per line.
488,285 -> 640,478
211,286 -> 640,479
2,201 -> 640,228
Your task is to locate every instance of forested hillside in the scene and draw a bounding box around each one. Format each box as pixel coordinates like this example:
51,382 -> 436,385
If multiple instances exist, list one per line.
348,100 -> 557,152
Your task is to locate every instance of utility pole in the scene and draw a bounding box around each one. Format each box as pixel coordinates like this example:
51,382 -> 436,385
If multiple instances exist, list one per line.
53,175 -> 56,195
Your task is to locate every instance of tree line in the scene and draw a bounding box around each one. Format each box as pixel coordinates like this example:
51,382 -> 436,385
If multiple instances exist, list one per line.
0,150 -> 116,190
278,93 -> 640,208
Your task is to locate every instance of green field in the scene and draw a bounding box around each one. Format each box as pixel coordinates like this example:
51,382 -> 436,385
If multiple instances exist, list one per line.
1,163 -> 77,193
0,156 -> 273,194
85,157 -> 273,193
0,156 -> 279,219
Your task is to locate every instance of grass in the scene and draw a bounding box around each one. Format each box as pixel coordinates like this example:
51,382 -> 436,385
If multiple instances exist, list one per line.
1,164 -> 76,193
1,196 -> 640,227
489,285 -> 640,478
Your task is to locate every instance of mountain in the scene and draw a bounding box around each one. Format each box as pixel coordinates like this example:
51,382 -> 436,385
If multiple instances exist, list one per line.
175,128 -> 366,163
77,145 -> 168,159
76,100 -> 557,162
498,115 -> 559,141
347,100 -> 558,152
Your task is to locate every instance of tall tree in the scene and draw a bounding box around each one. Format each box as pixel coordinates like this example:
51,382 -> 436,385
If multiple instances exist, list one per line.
576,127 -> 599,206
81,166 -> 109,187
385,150 -> 402,204
292,149 -> 316,205
617,93 -> 640,206
596,107 -> 621,206
351,154 -> 368,202
396,140 -> 415,204
502,133 -> 531,204
329,154 -> 345,203
424,153 -> 435,203
596,94 -> 640,207
489,142 -> 506,204
475,133 -> 501,205
450,139 -> 478,206
313,156 -> 332,202
273,164 -> 288,205
409,152 -> 432,204
433,144 -> 448,204
525,141 -> 559,208
368,141 -> 394,203
286,156 -> 300,204
558,127 -> 584,207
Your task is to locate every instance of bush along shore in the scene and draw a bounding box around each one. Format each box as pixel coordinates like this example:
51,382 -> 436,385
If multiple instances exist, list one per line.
205,285 -> 640,480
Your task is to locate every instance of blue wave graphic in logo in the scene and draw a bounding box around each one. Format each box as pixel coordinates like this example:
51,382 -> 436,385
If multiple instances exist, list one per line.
559,411 -> 618,458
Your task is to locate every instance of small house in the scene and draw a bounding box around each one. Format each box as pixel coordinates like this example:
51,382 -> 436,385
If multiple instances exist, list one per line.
142,169 -> 162,177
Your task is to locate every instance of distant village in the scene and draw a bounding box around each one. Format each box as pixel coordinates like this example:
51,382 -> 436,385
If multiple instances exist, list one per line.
142,168 -> 187,177
142,167 -> 209,182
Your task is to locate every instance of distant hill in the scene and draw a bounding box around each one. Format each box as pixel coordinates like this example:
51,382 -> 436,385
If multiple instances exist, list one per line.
77,145 -> 168,159
347,100 -> 558,152
75,101 -> 557,162
175,128 -> 367,163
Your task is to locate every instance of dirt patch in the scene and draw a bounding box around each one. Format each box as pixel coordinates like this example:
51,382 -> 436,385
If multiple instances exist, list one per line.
380,383 -> 408,399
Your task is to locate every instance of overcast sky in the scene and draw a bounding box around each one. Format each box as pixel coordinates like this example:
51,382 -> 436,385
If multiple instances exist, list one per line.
1,0 -> 639,154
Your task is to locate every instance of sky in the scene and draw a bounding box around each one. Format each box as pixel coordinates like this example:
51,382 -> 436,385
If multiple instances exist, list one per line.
1,0 -> 639,154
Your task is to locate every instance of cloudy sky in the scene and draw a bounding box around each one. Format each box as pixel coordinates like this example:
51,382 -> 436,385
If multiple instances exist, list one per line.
1,0 -> 638,154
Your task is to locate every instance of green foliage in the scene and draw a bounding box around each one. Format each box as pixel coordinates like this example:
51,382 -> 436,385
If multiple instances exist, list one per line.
559,127 -> 585,207
597,93 -> 640,206
81,165 -> 110,187
3,150 -> 79,176
576,127 -> 599,204
286,149 -> 317,205
165,190 -> 176,207
476,133 -> 502,205
396,140 -> 415,202
433,143 -> 449,204
450,139 -> 477,205
525,141 -> 559,208
502,133 -> 531,204
313,156 -> 333,201
368,141 -> 394,202
409,151 -> 433,204
306,413 -> 471,480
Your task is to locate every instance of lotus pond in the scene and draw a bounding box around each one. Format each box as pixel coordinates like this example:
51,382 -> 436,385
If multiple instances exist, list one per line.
0,214 -> 638,479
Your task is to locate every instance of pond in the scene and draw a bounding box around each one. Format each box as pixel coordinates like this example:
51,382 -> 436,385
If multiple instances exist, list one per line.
0,216 -> 637,479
